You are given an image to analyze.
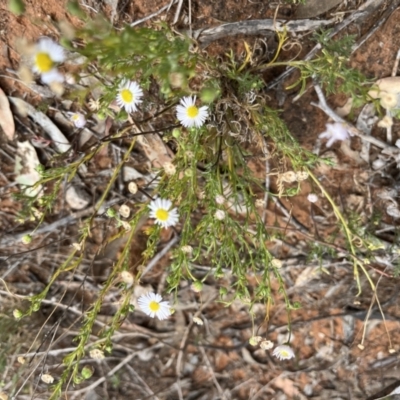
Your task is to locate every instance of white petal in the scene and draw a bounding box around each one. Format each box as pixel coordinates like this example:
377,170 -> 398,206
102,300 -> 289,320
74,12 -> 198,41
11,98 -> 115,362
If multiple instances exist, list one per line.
37,38 -> 65,62
41,69 -> 64,84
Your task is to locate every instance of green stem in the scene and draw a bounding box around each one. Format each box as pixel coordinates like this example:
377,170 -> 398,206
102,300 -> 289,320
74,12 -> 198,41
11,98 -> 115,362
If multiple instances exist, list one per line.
308,169 -> 375,293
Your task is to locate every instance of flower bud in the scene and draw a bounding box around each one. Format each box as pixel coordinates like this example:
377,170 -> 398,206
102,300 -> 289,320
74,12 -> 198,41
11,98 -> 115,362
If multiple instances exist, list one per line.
193,316 -> 203,325
81,366 -> 94,379
271,258 -> 283,269
181,245 -> 193,255
260,339 -> 273,350
13,309 -> 23,320
163,162 -> 176,176
106,208 -> 117,218
120,271 -> 134,287
41,374 -> 54,384
36,164 -> 45,173
215,195 -> 225,205
21,235 -> 32,244
191,281 -> 203,293
249,336 -> 262,346
214,210 -> 225,220
200,87 -> 220,104
119,204 -> 130,218
128,182 -> 138,194
90,348 -> 105,359
172,128 -> 181,138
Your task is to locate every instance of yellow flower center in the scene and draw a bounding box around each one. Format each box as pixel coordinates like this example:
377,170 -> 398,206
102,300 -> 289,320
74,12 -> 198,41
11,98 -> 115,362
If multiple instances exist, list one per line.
155,208 -> 169,222
149,301 -> 161,312
121,89 -> 134,103
187,105 -> 199,118
280,350 -> 289,357
72,114 -> 79,121
35,52 -> 54,73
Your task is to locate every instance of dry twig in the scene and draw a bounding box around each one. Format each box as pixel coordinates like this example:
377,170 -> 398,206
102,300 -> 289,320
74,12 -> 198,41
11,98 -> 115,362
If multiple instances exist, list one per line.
193,18 -> 335,45
265,0 -> 388,90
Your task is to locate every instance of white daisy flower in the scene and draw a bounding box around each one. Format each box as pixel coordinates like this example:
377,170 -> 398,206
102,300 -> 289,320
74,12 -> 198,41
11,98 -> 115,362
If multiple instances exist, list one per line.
69,112 -> 86,128
272,344 -> 295,361
319,122 -> 350,147
137,292 -> 171,320
148,198 -> 179,229
32,37 -> 65,75
116,80 -> 143,113
176,96 -> 209,128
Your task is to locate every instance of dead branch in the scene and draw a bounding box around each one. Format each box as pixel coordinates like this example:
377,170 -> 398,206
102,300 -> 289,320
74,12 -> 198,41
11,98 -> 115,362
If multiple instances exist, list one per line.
265,0 -> 389,90
193,18 -> 335,45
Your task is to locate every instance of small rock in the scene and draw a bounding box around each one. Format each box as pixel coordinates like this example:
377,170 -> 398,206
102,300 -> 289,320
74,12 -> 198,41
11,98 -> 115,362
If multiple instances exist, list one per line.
66,186 -> 90,210
123,166 -> 145,181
